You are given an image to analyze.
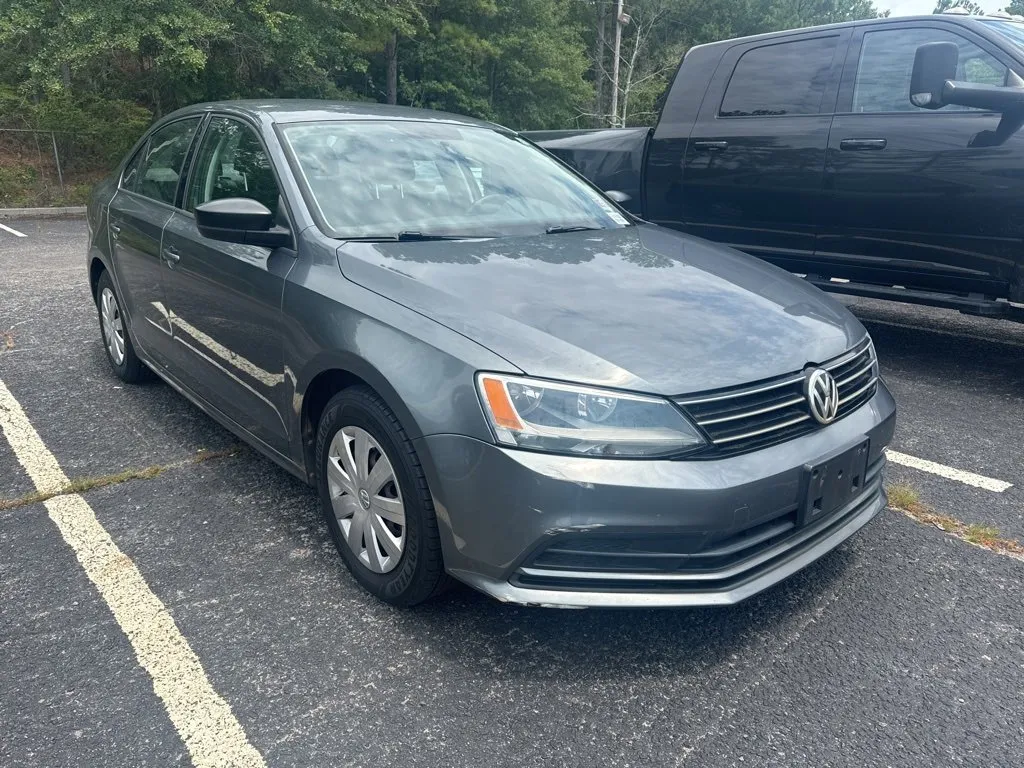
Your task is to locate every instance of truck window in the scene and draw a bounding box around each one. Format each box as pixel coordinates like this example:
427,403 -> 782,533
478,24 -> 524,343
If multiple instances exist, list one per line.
720,37 -> 839,117
853,28 -> 1009,113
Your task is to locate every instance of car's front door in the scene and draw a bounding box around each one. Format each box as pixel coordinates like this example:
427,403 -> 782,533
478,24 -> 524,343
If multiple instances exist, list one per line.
160,115 -> 295,454
673,31 -> 848,264
820,22 -> 1024,297
107,117 -> 202,364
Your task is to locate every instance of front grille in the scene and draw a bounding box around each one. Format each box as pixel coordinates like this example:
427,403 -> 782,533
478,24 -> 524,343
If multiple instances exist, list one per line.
513,457 -> 884,593
676,339 -> 878,457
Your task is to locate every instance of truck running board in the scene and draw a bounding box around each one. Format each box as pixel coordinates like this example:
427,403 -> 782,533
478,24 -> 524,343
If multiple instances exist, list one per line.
804,278 -> 1024,322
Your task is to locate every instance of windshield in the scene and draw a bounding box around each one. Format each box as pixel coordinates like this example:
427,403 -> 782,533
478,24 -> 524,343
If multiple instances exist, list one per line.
980,19 -> 1024,51
280,120 -> 631,240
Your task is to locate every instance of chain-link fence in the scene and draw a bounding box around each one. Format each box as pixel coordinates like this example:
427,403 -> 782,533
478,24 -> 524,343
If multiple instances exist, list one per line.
0,127 -> 109,207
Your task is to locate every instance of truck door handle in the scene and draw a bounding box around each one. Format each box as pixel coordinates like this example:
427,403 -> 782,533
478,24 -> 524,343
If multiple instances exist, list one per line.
693,140 -> 729,151
840,138 -> 887,151
162,247 -> 180,264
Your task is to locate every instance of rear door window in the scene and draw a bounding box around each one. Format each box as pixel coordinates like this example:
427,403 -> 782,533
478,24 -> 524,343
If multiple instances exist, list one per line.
720,37 -> 840,117
134,118 -> 202,206
120,144 -> 146,192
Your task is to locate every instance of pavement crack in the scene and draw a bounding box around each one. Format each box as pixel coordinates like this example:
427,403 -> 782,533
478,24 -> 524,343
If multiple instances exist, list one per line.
0,446 -> 242,511
888,483 -> 1024,562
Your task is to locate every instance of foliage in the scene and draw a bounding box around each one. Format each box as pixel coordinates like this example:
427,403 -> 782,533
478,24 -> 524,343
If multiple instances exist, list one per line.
1,0 -> 887,201
933,0 -> 986,13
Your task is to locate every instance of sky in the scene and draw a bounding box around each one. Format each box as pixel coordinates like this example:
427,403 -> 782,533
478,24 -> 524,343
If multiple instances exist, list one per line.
882,0 -> 1009,15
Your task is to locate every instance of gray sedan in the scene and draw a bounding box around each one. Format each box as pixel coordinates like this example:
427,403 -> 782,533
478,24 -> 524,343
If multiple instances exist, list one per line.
86,101 -> 896,608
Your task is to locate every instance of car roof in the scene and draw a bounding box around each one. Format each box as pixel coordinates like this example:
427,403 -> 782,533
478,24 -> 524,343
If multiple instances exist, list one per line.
157,99 -> 508,131
693,14 -> 1021,49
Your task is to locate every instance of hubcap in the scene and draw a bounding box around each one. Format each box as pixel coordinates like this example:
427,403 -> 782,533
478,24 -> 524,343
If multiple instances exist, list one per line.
326,426 -> 406,574
100,287 -> 125,366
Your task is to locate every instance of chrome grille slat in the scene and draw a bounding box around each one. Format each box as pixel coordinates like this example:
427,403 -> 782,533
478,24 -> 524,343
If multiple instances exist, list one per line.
835,357 -> 876,387
713,414 -> 811,444
696,395 -> 806,426
839,375 -> 878,406
676,339 -> 878,456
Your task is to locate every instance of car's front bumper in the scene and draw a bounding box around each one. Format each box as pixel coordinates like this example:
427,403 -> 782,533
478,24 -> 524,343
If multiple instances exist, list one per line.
415,381 -> 896,608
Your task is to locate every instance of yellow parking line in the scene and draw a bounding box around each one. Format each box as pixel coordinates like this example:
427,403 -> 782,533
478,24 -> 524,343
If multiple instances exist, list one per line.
0,377 -> 266,768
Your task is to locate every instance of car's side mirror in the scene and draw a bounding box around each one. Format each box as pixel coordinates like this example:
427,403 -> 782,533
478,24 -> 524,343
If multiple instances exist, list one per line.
910,42 -> 958,109
195,198 -> 291,248
911,41 -> 1024,113
605,190 -> 632,204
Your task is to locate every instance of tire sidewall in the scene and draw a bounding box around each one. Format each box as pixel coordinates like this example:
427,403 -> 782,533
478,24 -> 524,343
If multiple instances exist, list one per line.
96,272 -> 130,378
316,392 -> 428,604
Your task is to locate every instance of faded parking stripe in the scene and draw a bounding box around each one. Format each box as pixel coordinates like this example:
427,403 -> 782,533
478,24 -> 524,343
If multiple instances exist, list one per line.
0,378 -> 266,768
0,222 -> 27,237
887,449 -> 1013,493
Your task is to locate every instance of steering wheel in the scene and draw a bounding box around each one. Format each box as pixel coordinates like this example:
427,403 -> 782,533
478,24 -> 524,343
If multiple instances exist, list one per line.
468,194 -> 506,211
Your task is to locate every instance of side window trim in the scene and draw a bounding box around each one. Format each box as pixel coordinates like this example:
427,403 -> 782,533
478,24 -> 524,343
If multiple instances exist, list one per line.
173,112 -> 210,209
716,31 -> 848,119
836,22 -> 1021,115
122,115 -> 203,211
182,114 -> 296,237
119,141 -> 148,191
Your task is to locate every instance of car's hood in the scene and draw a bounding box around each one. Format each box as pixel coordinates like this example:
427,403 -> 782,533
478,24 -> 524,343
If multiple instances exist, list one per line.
336,225 -> 866,396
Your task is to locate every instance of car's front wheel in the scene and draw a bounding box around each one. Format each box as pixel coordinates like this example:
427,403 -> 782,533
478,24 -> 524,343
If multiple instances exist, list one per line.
95,270 -> 151,383
315,386 -> 450,606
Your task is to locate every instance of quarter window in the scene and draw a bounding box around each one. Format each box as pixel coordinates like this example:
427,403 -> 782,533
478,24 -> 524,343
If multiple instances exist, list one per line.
134,118 -> 201,205
853,28 -> 1009,113
120,145 -> 146,192
187,118 -> 280,216
720,37 -> 840,117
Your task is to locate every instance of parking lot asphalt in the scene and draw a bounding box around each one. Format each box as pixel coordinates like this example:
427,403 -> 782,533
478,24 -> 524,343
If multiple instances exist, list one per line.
2,218 -> 1022,767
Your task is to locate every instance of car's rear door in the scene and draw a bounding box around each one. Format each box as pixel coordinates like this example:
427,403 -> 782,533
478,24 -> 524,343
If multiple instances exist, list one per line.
107,117 -> 202,365
672,29 -> 849,263
819,20 -> 1024,296
160,115 -> 295,455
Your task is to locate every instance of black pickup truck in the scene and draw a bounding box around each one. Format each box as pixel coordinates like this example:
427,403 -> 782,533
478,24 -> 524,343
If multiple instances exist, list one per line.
528,14 -> 1024,320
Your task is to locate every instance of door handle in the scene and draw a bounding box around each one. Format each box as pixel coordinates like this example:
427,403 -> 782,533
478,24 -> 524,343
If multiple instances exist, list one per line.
840,138 -> 887,151
162,247 -> 180,264
109,224 -> 121,238
693,140 -> 729,151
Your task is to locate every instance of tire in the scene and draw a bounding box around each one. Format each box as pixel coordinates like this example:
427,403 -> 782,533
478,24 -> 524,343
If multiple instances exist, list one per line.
315,386 -> 451,606
95,270 -> 151,383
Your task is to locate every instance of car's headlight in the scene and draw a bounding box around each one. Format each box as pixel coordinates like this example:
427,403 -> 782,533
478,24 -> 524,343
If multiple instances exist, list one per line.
476,373 -> 706,458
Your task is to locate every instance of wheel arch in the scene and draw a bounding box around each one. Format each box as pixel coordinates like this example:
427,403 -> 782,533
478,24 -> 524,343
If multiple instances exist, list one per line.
88,250 -> 110,301
296,353 -> 425,485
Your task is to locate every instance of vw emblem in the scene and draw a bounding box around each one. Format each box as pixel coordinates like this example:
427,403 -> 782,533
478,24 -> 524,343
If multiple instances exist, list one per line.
805,368 -> 839,425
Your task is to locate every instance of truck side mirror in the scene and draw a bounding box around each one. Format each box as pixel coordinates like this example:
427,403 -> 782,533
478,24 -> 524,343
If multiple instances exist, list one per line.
911,41 -> 1024,113
910,42 -> 958,109
604,190 -> 632,204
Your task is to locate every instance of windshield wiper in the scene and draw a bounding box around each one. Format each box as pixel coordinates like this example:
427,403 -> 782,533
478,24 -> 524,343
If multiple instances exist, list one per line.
341,231 -> 485,242
396,231 -> 478,241
545,225 -> 604,235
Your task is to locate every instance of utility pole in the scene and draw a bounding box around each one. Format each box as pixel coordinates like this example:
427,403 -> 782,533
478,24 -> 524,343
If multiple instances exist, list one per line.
609,0 -> 624,127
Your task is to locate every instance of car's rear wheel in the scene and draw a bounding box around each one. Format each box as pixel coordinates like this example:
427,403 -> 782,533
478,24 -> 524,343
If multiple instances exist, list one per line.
315,386 -> 450,606
95,270 -> 151,383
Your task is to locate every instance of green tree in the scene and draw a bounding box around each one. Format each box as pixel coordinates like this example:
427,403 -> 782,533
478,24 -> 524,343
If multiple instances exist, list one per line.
934,0 -> 986,12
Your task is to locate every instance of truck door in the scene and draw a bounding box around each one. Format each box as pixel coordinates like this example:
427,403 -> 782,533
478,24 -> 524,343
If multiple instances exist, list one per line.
819,21 -> 1024,298
658,31 -> 848,266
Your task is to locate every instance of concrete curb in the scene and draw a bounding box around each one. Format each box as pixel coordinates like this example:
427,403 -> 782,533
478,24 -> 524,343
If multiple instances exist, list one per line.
0,206 -> 87,220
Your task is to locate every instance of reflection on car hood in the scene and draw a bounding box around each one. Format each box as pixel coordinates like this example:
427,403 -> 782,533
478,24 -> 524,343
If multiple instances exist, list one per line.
336,225 -> 866,395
